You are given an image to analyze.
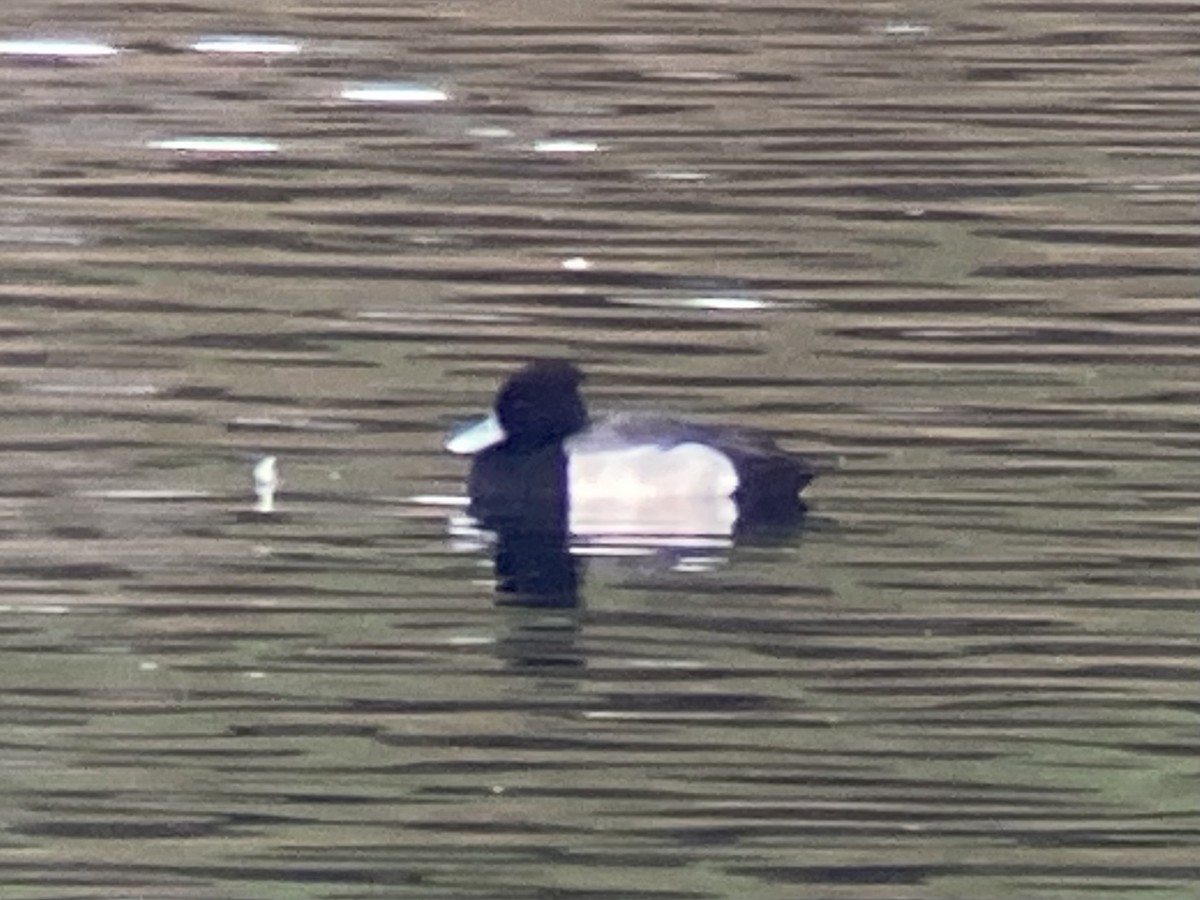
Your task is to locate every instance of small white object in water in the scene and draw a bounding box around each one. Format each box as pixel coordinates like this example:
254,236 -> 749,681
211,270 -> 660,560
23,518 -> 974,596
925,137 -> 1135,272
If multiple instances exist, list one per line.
561,256 -> 593,271
29,382 -> 160,396
146,137 -> 281,155
447,635 -> 495,646
0,225 -> 86,246
884,21 -> 931,37
684,296 -> 769,311
410,494 -> 472,507
189,34 -> 303,55
253,456 -> 279,513
231,415 -> 356,432
653,70 -> 734,82
340,82 -> 449,103
0,38 -> 120,58
468,126 -> 515,139
534,139 -> 601,154
643,169 -> 709,182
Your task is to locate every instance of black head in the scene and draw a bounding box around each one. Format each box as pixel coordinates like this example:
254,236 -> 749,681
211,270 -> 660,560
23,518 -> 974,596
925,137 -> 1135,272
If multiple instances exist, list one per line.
494,359 -> 587,449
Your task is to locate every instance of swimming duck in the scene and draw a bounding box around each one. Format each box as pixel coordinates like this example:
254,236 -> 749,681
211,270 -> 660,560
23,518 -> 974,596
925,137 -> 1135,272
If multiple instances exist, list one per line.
447,360 -> 813,537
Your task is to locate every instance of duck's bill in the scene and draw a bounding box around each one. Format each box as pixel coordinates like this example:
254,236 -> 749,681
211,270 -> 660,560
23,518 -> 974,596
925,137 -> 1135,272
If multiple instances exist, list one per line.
446,412 -> 506,454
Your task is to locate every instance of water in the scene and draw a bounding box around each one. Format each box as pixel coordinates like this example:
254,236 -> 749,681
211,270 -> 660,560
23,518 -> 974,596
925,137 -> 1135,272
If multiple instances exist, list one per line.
1,1 -> 1199,897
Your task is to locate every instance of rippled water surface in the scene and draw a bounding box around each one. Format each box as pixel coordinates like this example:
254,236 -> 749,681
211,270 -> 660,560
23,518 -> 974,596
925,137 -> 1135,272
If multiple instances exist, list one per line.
2,1 -> 1200,898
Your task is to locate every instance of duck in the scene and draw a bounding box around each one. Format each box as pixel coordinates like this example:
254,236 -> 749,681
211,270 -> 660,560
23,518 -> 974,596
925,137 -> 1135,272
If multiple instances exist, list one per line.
447,359 -> 813,538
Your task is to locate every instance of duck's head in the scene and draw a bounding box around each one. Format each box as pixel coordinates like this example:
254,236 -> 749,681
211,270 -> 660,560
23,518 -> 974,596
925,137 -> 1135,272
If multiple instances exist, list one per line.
493,359 -> 587,450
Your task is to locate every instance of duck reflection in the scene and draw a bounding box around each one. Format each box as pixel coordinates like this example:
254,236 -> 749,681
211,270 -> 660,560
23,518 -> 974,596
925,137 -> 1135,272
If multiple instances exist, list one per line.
478,443 -> 580,606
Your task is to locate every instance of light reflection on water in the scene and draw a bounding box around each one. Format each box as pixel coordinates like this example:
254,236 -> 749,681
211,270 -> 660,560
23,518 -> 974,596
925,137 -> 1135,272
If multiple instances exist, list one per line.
0,0 -> 1198,897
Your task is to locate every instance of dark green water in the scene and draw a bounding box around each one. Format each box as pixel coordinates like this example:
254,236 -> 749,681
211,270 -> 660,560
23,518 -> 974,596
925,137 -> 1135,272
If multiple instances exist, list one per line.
0,1 -> 1198,898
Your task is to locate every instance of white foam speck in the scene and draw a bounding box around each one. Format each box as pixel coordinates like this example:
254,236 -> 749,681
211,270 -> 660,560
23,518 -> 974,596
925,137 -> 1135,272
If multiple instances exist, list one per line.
0,226 -> 86,245
410,494 -> 470,508
147,137 -> 281,155
0,39 -> 119,58
232,416 -> 357,432
610,294 -> 769,311
534,139 -> 600,154
189,35 -> 302,54
29,383 -> 161,396
644,170 -> 709,182
340,82 -> 449,104
685,296 -> 769,311
253,456 -> 279,514
884,21 -> 932,37
468,126 -> 515,138
653,70 -> 734,81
